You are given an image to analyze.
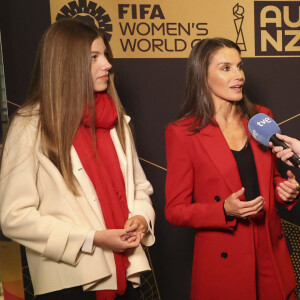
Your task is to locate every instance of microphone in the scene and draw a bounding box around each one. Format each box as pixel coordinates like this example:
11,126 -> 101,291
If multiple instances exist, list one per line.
248,113 -> 300,167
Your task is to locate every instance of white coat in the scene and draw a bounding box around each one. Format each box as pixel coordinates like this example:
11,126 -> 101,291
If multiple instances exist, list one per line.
0,114 -> 155,295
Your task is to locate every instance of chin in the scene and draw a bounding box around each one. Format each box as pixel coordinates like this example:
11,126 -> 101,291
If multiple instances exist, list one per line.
94,85 -> 108,92
231,95 -> 243,102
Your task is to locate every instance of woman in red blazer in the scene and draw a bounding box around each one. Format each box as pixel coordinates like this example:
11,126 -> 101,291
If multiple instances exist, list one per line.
165,38 -> 299,300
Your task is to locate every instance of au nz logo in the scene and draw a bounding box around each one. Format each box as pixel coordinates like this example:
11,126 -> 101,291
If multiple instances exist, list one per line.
254,1 -> 300,56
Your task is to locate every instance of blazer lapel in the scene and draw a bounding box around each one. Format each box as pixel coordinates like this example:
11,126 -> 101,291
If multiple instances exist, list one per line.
243,118 -> 272,201
197,123 -> 244,198
70,146 -> 106,228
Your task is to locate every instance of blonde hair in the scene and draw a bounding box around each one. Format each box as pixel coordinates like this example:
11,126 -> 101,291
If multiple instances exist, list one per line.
18,19 -> 129,194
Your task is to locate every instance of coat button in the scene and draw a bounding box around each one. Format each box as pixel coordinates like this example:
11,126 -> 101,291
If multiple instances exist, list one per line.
221,252 -> 228,259
215,195 -> 221,202
279,233 -> 283,240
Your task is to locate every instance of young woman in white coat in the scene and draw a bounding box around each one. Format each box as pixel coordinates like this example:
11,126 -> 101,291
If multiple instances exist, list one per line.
0,19 -> 155,300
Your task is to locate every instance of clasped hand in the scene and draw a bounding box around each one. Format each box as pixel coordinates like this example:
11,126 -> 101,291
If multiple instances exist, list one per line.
93,215 -> 148,253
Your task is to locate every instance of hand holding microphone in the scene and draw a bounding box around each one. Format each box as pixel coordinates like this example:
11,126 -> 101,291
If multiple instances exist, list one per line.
270,133 -> 300,167
248,113 -> 300,201
248,113 -> 300,167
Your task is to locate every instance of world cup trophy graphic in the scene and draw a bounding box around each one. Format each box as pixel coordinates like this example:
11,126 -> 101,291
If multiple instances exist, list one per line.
233,3 -> 246,51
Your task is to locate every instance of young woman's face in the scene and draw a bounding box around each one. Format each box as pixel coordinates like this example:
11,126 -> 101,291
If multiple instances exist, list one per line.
90,37 -> 112,92
207,47 -> 245,106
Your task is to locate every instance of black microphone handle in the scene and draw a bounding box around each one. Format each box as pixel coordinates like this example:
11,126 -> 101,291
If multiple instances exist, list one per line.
270,135 -> 300,167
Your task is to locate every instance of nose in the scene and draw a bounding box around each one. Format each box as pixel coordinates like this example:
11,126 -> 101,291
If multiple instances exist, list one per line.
234,68 -> 244,81
103,58 -> 112,71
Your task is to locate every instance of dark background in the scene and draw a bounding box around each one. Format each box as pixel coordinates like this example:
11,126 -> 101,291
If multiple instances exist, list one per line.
1,1 -> 300,299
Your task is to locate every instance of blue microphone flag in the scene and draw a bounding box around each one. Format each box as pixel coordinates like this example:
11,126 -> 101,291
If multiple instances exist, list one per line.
248,113 -> 281,146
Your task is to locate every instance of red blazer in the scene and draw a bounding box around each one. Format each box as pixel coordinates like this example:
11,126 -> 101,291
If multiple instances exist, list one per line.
165,106 -> 296,300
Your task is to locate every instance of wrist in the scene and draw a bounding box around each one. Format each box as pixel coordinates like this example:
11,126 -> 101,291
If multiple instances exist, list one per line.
223,201 -> 235,221
93,230 -> 105,247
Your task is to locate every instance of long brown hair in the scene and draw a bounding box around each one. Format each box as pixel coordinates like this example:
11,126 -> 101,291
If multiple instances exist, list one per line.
15,19 -> 129,194
176,38 -> 258,133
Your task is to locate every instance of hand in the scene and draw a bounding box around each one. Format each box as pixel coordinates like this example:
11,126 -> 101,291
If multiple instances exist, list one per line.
124,215 -> 148,239
224,187 -> 265,218
277,170 -> 300,202
93,229 -> 141,253
269,134 -> 300,167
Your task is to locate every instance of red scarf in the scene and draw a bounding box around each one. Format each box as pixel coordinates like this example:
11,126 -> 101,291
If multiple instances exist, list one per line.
73,92 -> 129,300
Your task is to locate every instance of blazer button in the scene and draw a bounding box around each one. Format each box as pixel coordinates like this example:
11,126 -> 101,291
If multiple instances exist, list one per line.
221,252 -> 228,259
279,233 -> 284,240
215,195 -> 221,202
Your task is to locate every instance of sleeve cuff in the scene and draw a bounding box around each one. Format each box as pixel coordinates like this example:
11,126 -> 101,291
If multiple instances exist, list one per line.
81,230 -> 96,253
223,203 -> 236,228
130,211 -> 155,247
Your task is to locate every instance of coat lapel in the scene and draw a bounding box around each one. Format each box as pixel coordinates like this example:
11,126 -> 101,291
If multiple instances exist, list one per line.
71,117 -> 134,223
196,118 -> 272,202
242,118 -> 272,201
70,146 -> 106,228
197,123 -> 244,198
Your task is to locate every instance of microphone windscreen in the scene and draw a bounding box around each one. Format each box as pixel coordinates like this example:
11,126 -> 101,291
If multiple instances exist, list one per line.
248,113 -> 281,146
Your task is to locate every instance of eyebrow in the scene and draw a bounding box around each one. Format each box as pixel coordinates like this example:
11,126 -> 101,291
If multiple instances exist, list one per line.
91,49 -> 107,54
217,61 -> 243,65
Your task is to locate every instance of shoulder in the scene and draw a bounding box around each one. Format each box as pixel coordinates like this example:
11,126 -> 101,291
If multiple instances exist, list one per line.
166,117 -> 195,137
10,113 -> 39,133
6,112 -> 39,148
165,118 -> 199,150
1,113 -> 40,171
124,115 -> 131,124
255,104 -> 273,117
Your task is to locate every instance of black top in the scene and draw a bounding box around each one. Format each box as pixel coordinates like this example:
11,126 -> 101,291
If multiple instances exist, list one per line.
231,142 -> 260,201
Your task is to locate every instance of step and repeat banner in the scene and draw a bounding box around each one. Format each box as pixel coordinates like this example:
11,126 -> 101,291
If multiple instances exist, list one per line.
50,0 -> 300,58
0,1 -> 300,299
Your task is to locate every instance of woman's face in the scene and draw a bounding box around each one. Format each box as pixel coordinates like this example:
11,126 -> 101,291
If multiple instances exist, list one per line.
90,37 -> 112,92
207,47 -> 245,106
